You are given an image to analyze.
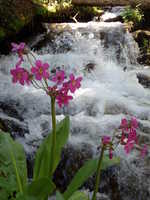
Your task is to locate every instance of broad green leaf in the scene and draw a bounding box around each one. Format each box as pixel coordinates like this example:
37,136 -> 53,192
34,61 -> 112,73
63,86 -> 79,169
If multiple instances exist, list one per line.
0,132 -> 27,193
25,178 -> 55,199
56,191 -> 65,200
64,156 -> 120,199
68,191 -> 89,200
63,158 -> 98,199
33,116 -> 70,180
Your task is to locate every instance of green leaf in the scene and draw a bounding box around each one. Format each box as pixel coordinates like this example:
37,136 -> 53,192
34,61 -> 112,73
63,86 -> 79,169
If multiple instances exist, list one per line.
56,191 -> 65,200
68,191 -> 89,200
0,177 -> 16,192
25,178 -> 55,199
63,158 -> 98,199
0,189 -> 9,200
0,132 -> 27,193
33,116 -> 70,180
64,156 -> 120,199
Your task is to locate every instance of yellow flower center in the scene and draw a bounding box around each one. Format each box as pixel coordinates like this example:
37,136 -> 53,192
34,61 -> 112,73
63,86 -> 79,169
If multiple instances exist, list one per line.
72,80 -> 76,86
17,72 -> 22,79
39,67 -> 43,74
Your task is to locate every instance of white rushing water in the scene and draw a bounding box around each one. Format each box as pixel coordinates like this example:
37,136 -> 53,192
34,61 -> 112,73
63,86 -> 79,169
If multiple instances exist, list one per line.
0,21 -> 150,199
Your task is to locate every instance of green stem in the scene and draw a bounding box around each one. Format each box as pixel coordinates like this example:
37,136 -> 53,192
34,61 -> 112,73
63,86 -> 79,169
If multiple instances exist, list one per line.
49,96 -> 56,178
9,147 -> 23,194
92,145 -> 105,200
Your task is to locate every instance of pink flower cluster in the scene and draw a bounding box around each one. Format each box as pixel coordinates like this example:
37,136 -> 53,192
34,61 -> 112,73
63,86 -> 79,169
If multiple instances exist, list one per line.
120,118 -> 148,157
10,42 -> 82,107
120,118 -> 138,154
101,117 -> 148,159
49,71 -> 82,107
10,58 -> 50,85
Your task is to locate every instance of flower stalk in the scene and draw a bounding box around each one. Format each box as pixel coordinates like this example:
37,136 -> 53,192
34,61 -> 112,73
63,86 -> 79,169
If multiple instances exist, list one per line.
92,145 -> 105,200
49,96 -> 56,178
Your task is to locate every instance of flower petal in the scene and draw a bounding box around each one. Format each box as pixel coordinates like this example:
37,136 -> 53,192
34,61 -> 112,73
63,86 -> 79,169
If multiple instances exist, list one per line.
35,60 -> 42,67
43,63 -> 49,70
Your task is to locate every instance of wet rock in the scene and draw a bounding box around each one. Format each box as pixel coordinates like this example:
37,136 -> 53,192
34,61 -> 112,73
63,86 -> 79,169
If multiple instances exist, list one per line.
0,100 -> 23,121
100,7 -> 125,22
53,143 -> 94,192
84,63 -> 96,73
33,24 -> 74,54
133,30 -> 150,65
137,73 -> 150,88
0,113 -> 28,137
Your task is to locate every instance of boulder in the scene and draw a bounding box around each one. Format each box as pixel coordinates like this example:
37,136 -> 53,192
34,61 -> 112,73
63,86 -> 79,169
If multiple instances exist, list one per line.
137,73 -> 150,88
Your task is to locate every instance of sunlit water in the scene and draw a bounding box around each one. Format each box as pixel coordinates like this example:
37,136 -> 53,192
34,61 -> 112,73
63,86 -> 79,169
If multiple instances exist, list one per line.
0,22 -> 150,199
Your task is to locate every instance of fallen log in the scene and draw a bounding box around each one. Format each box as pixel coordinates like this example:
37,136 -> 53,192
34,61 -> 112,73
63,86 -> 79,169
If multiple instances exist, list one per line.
72,0 -> 150,10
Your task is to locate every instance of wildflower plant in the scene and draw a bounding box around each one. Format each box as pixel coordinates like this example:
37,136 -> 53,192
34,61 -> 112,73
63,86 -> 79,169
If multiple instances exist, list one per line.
0,42 -> 148,200
92,117 -> 148,200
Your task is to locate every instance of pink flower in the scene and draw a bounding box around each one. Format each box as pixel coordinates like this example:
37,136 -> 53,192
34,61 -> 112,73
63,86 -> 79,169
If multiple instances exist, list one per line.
11,42 -> 25,58
121,132 -> 126,144
140,144 -> 148,158
127,128 -> 138,144
62,81 -> 70,93
124,141 -> 134,154
69,74 -> 82,93
102,136 -> 111,145
109,148 -> 113,159
10,67 -> 30,85
52,70 -> 65,85
56,90 -> 73,107
120,118 -> 128,131
130,117 -> 138,129
31,60 -> 50,81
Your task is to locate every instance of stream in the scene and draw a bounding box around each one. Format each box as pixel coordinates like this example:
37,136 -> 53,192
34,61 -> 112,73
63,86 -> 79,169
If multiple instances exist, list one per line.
0,21 -> 150,200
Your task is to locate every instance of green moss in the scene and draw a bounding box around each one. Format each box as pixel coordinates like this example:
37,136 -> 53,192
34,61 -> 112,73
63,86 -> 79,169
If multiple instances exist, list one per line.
92,6 -> 103,15
121,5 -> 144,25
